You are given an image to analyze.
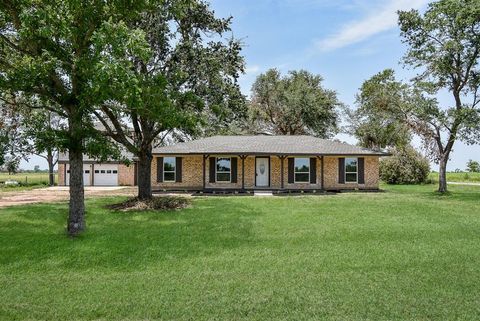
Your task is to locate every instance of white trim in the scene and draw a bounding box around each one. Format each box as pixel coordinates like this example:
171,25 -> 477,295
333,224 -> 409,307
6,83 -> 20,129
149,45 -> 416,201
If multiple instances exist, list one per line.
345,157 -> 358,183
163,156 -> 176,182
215,157 -> 232,183
294,157 -> 310,183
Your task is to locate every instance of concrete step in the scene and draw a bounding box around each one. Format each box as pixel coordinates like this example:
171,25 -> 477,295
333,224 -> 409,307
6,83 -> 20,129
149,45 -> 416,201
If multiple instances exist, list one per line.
254,190 -> 273,196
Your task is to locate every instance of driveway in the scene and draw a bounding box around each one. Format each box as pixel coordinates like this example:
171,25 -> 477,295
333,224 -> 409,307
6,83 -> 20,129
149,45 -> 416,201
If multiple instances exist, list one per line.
0,186 -> 137,208
448,181 -> 480,186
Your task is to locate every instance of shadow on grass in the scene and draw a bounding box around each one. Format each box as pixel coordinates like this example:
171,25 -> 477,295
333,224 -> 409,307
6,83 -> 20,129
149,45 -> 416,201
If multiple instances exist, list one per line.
0,197 -> 259,272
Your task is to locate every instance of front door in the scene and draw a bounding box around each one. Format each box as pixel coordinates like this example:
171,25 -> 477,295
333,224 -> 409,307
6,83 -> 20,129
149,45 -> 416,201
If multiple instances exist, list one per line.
256,157 -> 269,187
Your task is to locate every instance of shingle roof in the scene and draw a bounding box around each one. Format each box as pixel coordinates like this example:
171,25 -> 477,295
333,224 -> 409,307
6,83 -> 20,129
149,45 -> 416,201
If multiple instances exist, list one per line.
152,135 -> 389,156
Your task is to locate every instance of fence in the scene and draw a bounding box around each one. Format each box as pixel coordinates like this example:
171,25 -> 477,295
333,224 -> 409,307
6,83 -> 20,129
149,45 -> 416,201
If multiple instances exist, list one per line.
0,173 -> 58,186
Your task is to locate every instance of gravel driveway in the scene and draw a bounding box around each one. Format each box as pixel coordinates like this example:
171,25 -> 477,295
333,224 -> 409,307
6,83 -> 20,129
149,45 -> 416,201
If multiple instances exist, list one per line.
0,186 -> 136,208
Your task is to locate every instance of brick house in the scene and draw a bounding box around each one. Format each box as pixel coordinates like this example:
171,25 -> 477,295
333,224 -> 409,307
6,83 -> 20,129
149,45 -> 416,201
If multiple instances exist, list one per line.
58,135 -> 388,191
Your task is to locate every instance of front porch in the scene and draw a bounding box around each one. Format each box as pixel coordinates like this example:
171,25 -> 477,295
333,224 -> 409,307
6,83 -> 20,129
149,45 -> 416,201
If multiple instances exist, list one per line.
152,154 -> 326,191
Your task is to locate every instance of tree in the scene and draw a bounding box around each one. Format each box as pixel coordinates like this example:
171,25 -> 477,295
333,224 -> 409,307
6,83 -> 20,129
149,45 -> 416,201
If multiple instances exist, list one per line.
1,93 -> 63,186
23,110 -> 63,186
466,159 -> 480,173
4,157 -> 19,175
93,1 -> 245,200
247,69 -> 340,137
0,0 -> 152,236
348,69 -> 411,150
0,94 -> 29,168
380,146 -> 430,184
398,0 -> 480,193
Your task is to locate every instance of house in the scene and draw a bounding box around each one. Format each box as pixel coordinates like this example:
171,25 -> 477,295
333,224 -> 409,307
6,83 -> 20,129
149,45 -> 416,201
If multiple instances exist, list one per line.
58,135 -> 388,191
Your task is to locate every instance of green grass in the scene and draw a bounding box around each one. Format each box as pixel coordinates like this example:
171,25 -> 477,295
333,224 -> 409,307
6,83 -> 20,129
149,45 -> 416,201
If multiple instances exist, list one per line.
429,171 -> 480,183
0,172 -> 56,191
1,184 -> 480,320
0,172 -> 56,184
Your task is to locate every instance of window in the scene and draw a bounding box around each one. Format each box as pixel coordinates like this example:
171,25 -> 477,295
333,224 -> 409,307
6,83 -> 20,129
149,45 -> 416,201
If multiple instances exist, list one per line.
85,170 -> 90,174
67,170 -> 70,173
163,157 -> 176,182
112,170 -> 118,174
107,170 -> 111,174
294,158 -> 310,183
95,170 -> 99,174
216,157 -> 231,182
101,170 -> 105,174
345,158 -> 358,183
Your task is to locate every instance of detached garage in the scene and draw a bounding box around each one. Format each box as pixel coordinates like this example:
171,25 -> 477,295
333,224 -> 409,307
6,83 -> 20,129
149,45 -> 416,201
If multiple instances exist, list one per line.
64,163 -> 119,186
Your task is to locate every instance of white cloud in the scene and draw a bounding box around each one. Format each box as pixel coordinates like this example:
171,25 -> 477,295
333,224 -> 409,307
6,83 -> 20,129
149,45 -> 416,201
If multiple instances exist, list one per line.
245,65 -> 261,74
315,0 -> 428,52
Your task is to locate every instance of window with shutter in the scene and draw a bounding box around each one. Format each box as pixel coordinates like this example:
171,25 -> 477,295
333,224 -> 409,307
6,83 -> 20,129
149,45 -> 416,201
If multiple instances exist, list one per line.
345,158 -> 358,183
163,157 -> 176,182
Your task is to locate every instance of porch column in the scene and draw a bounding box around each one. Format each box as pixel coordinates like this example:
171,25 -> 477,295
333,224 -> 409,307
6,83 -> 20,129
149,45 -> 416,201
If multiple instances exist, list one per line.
202,154 -> 209,190
320,156 -> 324,190
241,155 -> 246,190
279,155 -> 286,189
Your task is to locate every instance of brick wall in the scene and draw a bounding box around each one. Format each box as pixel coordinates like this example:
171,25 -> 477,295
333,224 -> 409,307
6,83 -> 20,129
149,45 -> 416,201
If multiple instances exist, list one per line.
323,156 -> 379,190
282,157 -> 323,190
58,163 -> 65,186
152,156 -> 204,189
151,155 -> 328,190
151,154 -> 379,190
118,164 -> 135,186
60,155 -> 380,190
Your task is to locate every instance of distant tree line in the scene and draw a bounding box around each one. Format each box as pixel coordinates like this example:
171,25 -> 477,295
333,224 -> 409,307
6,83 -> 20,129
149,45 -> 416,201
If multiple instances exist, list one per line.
466,160 -> 480,173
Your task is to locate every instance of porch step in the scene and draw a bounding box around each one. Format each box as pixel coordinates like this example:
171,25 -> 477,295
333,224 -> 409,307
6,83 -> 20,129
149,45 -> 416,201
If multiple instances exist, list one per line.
254,190 -> 273,197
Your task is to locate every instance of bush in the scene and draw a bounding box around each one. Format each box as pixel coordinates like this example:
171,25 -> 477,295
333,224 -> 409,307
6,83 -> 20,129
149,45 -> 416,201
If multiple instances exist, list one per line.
107,196 -> 191,212
380,146 -> 430,184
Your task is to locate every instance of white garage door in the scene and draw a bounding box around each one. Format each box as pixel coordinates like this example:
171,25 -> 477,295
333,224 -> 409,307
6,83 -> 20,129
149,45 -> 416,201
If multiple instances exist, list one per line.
93,164 -> 118,186
66,164 -> 91,186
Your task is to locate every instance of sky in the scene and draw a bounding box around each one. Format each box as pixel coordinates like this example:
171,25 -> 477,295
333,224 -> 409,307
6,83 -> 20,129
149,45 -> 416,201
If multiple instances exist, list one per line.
20,0 -> 480,171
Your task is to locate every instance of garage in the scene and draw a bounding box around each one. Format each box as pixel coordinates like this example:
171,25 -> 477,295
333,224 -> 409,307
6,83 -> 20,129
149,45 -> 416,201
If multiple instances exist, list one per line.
65,164 -> 118,186
65,164 -> 92,186
92,164 -> 119,186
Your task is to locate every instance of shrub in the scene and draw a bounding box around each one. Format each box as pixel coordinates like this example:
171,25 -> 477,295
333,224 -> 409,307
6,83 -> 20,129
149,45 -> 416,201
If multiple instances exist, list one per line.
107,196 -> 191,212
380,146 -> 430,184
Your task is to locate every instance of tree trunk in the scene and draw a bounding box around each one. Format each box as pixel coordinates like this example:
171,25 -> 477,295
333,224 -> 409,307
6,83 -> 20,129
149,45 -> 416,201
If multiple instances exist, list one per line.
46,149 -> 55,186
137,147 -> 153,200
67,147 -> 85,236
438,157 -> 448,193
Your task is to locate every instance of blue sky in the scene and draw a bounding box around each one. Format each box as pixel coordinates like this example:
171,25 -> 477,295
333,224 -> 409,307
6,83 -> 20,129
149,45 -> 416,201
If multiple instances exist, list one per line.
208,0 -> 480,171
21,0 -> 480,171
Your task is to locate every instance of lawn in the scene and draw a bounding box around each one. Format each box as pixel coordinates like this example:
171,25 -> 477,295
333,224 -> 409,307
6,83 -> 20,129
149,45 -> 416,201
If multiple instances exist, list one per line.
429,171 -> 480,183
1,184 -> 480,320
0,172 -> 57,192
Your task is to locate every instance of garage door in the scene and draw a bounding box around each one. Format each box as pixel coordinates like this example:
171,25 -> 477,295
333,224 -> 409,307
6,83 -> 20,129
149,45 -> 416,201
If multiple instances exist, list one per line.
93,164 -> 118,186
65,164 -> 91,186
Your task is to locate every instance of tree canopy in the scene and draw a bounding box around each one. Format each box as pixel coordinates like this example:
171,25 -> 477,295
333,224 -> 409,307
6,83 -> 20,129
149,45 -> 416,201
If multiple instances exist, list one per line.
398,0 -> 480,192
0,0 -> 154,235
92,0 -> 245,199
348,69 -> 411,150
247,69 -> 340,138
466,159 -> 480,173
